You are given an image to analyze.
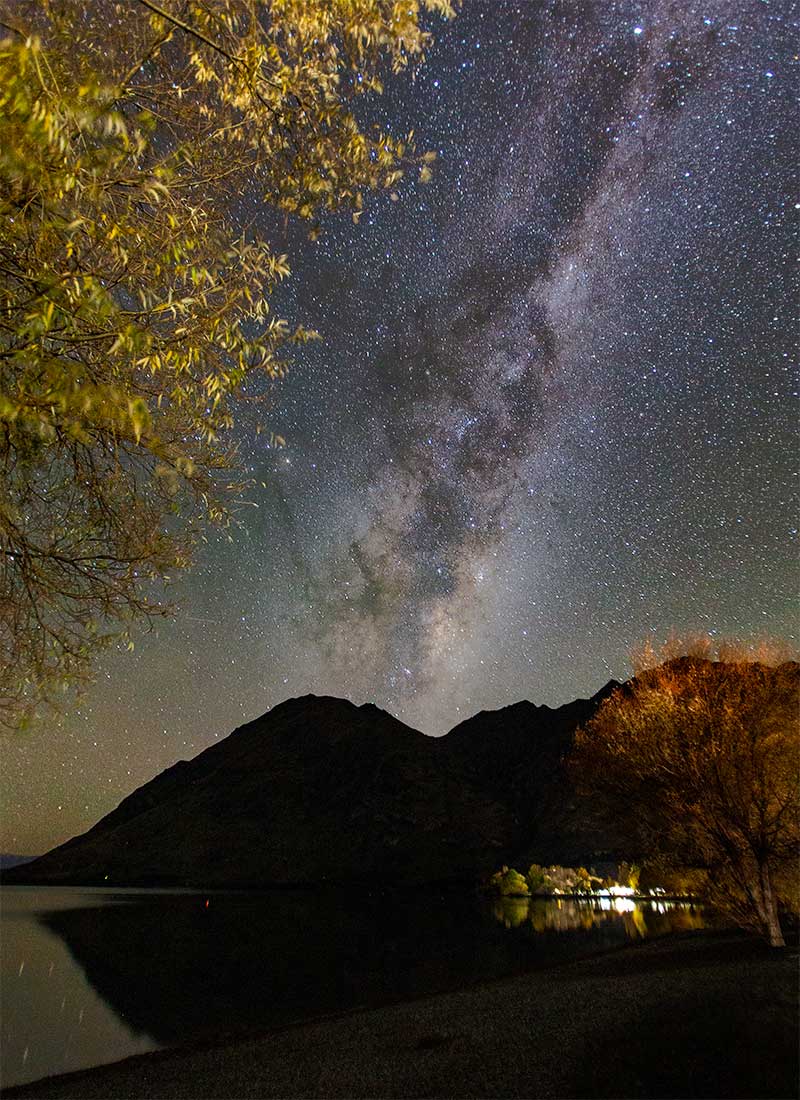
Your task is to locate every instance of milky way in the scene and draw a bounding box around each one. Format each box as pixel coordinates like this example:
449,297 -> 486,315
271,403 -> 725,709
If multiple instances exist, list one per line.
3,0 -> 797,853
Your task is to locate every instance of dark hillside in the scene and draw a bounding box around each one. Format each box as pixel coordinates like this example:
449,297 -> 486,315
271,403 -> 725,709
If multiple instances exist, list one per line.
6,687 -> 622,888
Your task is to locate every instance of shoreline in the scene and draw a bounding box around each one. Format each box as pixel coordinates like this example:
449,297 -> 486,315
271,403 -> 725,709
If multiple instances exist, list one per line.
5,930 -> 797,1100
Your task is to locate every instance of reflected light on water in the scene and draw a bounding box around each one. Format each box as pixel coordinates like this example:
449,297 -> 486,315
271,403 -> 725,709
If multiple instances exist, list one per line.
490,896 -> 705,938
2,890 -> 163,1089
3,886 -> 708,1091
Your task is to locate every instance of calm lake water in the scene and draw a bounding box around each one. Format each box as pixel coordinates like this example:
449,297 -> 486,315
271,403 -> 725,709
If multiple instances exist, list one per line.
1,886 -> 706,1089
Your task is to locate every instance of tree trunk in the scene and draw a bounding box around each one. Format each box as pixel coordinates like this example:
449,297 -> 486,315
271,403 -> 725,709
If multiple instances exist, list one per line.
758,863 -> 785,948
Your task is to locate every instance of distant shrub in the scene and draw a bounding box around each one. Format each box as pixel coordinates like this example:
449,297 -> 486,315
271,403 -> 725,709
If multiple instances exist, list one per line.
488,866 -> 530,896
526,863 -> 546,892
525,863 -> 601,895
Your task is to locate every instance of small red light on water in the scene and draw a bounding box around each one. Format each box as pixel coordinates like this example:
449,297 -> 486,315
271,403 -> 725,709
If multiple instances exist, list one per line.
204,899 -> 209,909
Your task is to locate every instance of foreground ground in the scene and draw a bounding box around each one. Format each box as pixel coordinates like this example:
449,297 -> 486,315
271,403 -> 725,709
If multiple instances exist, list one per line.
6,931 -> 797,1099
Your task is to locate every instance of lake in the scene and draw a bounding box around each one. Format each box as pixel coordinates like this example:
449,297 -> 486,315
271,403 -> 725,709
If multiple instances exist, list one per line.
1,886 -> 706,1089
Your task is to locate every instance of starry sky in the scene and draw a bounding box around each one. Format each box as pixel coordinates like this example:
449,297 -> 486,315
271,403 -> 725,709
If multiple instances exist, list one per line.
3,0 -> 797,856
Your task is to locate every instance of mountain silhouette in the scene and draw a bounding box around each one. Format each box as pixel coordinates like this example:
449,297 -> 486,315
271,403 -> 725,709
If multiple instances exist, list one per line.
6,686 -> 622,888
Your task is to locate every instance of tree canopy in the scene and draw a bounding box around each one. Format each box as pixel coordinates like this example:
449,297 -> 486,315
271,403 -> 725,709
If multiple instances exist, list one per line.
0,0 -> 454,730
571,641 -> 799,946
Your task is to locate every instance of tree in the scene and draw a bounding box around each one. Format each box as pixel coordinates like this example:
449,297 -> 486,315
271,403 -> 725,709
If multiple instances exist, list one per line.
616,861 -> 640,892
525,863 -> 546,893
0,0 -> 454,729
571,642 -> 799,946
573,866 -> 594,894
488,866 -> 530,897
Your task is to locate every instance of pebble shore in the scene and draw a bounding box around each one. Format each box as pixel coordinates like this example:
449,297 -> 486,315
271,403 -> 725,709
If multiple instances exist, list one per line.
6,931 -> 797,1100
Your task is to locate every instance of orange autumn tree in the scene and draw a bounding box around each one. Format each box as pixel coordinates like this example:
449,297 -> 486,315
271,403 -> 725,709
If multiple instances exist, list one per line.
571,640 -> 799,947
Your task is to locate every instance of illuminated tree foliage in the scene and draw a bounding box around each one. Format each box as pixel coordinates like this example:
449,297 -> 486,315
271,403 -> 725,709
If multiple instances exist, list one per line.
487,866 -> 530,897
572,641 -> 800,946
0,0 -> 454,729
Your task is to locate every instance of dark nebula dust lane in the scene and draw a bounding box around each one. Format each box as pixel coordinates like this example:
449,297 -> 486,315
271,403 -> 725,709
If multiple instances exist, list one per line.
3,0 -> 797,852
280,0 -> 797,732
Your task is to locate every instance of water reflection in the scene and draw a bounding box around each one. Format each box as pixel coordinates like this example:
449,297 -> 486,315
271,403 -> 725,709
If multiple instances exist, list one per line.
490,895 -> 705,938
2,887 -> 707,1090
1,889 -> 161,1089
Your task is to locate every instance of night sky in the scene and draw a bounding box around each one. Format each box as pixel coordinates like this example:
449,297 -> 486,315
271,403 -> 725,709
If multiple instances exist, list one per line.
3,0 -> 797,856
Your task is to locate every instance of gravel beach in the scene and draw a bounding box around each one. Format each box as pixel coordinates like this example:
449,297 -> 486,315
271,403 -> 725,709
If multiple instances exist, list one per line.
5,931 -> 797,1100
